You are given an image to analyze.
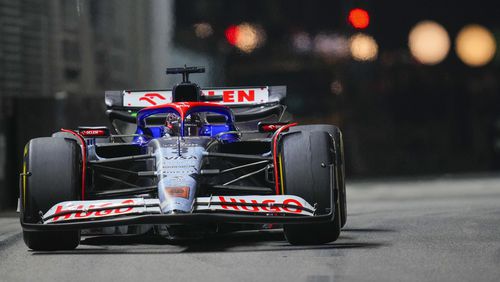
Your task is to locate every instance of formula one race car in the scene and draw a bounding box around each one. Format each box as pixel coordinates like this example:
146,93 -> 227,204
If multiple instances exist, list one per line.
19,66 -> 346,250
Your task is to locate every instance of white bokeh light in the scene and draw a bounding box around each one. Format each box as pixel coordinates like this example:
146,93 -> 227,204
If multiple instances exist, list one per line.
349,33 -> 378,61
234,23 -> 266,53
408,21 -> 450,65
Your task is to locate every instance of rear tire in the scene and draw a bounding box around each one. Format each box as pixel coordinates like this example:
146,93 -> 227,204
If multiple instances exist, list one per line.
281,128 -> 341,245
21,137 -> 81,251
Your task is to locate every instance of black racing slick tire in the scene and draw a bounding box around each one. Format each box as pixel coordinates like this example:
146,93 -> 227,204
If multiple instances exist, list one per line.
281,127 -> 341,245
21,137 -> 81,251
290,125 -> 347,227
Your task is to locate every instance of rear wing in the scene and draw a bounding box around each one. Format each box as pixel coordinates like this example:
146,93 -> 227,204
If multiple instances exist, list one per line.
105,86 -> 286,110
105,86 -> 288,126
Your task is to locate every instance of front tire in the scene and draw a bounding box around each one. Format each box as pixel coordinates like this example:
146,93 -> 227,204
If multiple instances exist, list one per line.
290,125 -> 347,227
21,137 -> 81,251
280,128 -> 342,244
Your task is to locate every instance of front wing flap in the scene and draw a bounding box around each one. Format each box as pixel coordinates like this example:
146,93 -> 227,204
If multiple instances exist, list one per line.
195,195 -> 315,216
42,198 -> 162,224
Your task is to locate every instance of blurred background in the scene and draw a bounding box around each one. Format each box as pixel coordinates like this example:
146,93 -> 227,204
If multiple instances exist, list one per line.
1,0 -> 500,210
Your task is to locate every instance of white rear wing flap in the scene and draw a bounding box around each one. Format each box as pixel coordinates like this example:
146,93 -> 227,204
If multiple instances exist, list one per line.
105,86 -> 286,109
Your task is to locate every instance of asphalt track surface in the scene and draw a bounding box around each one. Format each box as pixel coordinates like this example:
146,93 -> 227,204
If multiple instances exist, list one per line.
1,176 -> 500,282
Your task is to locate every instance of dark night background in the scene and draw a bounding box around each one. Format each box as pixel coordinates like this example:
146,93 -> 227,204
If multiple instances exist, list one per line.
1,0 -> 500,210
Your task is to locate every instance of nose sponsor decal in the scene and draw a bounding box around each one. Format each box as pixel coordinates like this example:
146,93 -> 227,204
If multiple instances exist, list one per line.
164,187 -> 190,199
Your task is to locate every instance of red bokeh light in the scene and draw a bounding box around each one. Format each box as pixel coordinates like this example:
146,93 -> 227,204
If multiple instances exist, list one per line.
225,25 -> 239,45
348,8 -> 370,29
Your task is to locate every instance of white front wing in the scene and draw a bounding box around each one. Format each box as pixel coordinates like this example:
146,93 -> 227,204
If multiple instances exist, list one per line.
42,195 -> 316,224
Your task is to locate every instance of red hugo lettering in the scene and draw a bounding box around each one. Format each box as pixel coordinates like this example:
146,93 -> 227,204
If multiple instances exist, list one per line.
217,196 -> 304,213
282,198 -> 304,213
52,199 -> 136,221
217,196 -> 259,212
